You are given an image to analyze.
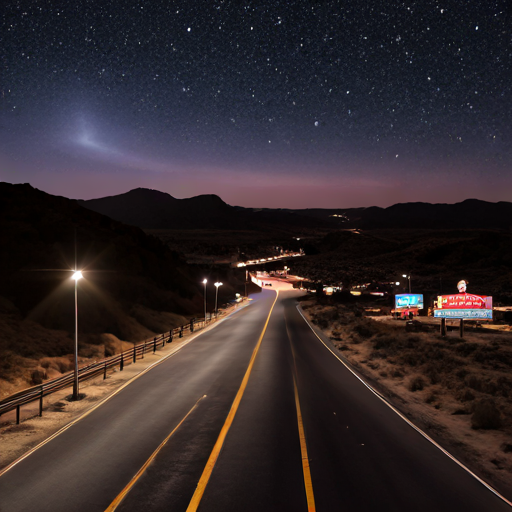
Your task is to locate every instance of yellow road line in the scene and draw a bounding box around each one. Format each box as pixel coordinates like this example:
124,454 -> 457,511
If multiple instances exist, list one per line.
285,314 -> 316,512
105,395 -> 207,511
293,376 -> 316,512
186,291 -> 279,512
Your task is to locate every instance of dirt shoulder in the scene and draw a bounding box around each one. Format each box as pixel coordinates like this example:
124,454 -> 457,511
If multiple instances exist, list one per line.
0,301 -> 249,472
300,299 -> 512,501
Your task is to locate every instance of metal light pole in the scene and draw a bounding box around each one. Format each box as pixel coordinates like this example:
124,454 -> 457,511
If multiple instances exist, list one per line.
203,279 -> 208,325
71,270 -> 83,400
402,274 -> 411,293
214,282 -> 223,317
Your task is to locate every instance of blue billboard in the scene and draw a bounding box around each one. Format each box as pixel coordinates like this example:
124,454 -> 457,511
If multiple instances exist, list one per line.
395,294 -> 424,310
434,309 -> 493,320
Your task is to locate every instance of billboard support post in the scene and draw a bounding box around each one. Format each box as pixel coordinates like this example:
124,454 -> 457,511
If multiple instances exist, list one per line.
440,318 -> 446,337
459,319 -> 464,338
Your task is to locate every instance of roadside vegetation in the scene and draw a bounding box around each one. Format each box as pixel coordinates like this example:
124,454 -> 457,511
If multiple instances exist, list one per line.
302,298 -> 512,496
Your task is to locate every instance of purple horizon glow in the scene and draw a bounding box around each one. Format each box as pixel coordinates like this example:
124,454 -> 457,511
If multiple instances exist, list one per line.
2,1 -> 511,209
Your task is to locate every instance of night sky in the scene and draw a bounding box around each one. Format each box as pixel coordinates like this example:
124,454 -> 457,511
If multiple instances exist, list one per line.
2,1 -> 511,208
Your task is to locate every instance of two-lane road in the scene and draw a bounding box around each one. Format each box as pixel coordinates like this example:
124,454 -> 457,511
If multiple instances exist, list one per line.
1,289 -> 510,511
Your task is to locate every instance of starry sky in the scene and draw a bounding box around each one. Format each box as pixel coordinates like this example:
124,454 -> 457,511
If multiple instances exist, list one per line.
1,1 -> 511,208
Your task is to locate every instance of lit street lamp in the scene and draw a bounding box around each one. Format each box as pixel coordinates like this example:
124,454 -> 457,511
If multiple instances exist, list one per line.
71,270 -> 83,400
402,274 -> 411,294
214,282 -> 223,316
203,279 -> 208,325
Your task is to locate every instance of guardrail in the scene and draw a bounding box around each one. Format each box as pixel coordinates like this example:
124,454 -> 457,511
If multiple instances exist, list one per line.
0,302 -> 242,424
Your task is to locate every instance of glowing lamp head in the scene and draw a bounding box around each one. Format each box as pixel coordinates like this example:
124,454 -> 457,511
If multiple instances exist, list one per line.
72,271 -> 83,281
214,282 -> 223,288
203,279 -> 207,284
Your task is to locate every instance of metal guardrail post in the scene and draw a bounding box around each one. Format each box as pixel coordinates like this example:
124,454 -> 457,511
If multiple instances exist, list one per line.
1,310 -> 243,423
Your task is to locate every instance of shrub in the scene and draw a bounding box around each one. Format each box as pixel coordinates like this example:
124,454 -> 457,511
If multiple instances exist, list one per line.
402,353 -> 421,367
373,334 -> 396,350
425,368 -> 441,385
471,398 -> 502,430
425,392 -> 436,404
455,343 -> 478,356
458,389 -> 475,402
465,374 -> 484,392
501,443 -> 512,453
456,368 -> 469,380
57,359 -> 73,373
409,376 -> 426,392
30,369 -> 47,385
352,320 -> 376,339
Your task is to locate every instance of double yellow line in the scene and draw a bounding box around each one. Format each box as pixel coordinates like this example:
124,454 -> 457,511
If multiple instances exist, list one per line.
186,291 -> 280,511
107,291 -> 316,511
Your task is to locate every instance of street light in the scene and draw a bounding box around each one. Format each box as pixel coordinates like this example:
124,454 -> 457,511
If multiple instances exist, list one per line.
71,270 -> 83,400
203,279 -> 207,325
214,282 -> 223,317
402,274 -> 411,294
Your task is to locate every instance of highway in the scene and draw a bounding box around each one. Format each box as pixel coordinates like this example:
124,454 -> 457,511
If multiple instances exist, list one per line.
0,289 -> 510,511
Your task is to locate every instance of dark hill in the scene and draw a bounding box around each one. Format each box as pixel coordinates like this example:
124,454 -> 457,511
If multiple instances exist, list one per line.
0,183 -> 203,345
294,199 -> 512,230
79,188 -> 333,231
78,188 -> 236,229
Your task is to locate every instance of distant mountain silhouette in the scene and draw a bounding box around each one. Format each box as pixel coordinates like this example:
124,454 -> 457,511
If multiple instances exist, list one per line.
78,188 -> 235,229
79,188 -> 332,230
80,188 -> 512,231
325,199 -> 512,230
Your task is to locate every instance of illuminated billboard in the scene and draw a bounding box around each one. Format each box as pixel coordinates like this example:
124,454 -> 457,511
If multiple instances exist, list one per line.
395,294 -> 424,310
434,293 -> 493,320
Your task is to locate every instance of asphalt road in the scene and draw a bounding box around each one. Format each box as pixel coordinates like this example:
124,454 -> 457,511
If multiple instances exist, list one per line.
0,289 -> 510,511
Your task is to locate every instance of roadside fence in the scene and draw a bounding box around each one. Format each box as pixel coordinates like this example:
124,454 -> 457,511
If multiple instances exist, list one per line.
0,301 -> 243,424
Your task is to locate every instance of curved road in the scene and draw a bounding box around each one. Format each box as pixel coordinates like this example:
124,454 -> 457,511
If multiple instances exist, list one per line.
0,289 -> 510,511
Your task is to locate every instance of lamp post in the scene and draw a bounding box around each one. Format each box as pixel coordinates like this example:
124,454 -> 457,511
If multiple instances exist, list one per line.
71,270 -> 83,400
203,279 -> 207,325
214,282 -> 223,317
402,274 -> 411,294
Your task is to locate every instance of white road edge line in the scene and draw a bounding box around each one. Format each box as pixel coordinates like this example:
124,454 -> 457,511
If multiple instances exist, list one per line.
0,302 -> 253,478
296,304 -> 512,508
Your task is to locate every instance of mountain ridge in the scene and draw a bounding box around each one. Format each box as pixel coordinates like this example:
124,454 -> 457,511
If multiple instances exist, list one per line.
78,187 -> 512,231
